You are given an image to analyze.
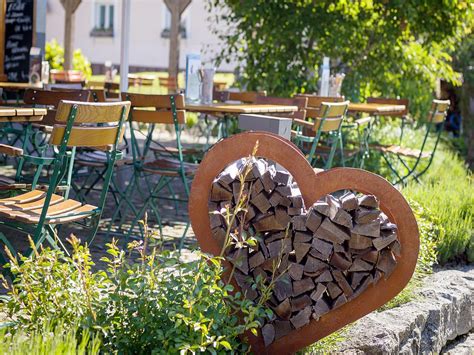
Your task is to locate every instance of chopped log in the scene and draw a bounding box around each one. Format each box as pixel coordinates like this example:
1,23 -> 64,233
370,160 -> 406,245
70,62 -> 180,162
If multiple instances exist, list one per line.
265,231 -> 286,243
268,238 -> 292,258
389,240 -> 402,257
274,298 -> 292,320
259,240 -> 270,259
252,267 -> 268,282
292,277 -> 315,297
291,294 -> 312,312
211,227 -> 226,245
219,200 -> 232,210
289,262 -> 304,281
208,201 -> 219,211
327,282 -> 343,299
210,183 -> 233,201
251,192 -> 272,213
350,272 -> 369,289
315,218 -> 351,244
348,233 -> 373,249
330,208 -> 353,228
311,238 -> 333,259
275,206 -> 291,228
274,320 -> 293,340
244,205 -> 256,223
228,249 -> 249,274
310,283 -> 327,301
269,191 -> 283,207
243,286 -> 258,301
232,181 -> 249,203
332,270 -> 354,297
360,249 -> 379,264
288,207 -> 303,216
290,306 -> 312,329
381,221 -> 398,232
373,269 -> 384,284
354,274 -> 374,297
249,251 -> 265,270
377,250 -> 397,276
313,200 -> 331,216
340,192 -> 359,211
358,194 -> 379,208
306,210 -> 323,232
262,323 -> 275,347
251,159 -> 267,180
292,215 -> 308,231
313,269 -> 333,283
294,242 -> 311,263
279,195 -> 292,207
261,258 -> 277,273
274,275 -> 293,301
276,185 -> 292,196
252,178 -> 264,196
330,253 -> 352,271
261,169 -> 276,192
312,299 -> 330,319
277,254 -> 289,274
233,270 -> 249,288
348,258 -> 373,272
351,219 -> 381,238
309,248 -> 328,261
209,212 -> 223,229
304,256 -> 326,274
326,195 -> 341,220
294,231 -> 312,243
274,170 -> 291,185
372,233 -> 398,250
289,195 -> 304,209
355,208 -> 381,224
254,213 -> 285,232
333,293 -> 348,309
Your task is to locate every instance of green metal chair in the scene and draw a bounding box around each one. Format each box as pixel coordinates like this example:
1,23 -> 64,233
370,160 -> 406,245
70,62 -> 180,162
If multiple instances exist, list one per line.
0,100 -> 130,266
108,93 -> 197,248
376,99 -> 449,185
292,101 -> 350,169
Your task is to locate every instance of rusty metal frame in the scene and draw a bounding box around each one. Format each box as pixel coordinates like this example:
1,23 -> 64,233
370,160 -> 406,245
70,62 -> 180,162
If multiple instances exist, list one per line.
189,131 -> 419,354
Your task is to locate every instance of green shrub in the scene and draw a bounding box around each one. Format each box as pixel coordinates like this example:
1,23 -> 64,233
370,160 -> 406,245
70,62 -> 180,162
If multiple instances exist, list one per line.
45,39 -> 92,79
0,234 -> 268,353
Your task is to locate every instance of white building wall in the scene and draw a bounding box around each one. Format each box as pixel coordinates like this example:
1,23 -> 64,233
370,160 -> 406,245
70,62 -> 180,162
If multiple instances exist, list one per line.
45,0 -> 233,72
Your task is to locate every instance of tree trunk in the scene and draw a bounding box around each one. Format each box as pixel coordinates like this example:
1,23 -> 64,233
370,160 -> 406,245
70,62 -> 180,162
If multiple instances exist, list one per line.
164,0 -> 191,88
60,0 -> 81,70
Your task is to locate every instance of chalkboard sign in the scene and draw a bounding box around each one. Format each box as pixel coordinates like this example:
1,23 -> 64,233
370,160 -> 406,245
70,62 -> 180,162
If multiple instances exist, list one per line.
4,0 -> 34,82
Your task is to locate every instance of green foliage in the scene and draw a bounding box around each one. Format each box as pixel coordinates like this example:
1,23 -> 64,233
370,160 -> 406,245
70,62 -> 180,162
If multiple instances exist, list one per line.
208,0 -> 472,118
0,233 -> 268,354
302,327 -> 348,354
44,39 -> 92,79
0,325 -> 101,355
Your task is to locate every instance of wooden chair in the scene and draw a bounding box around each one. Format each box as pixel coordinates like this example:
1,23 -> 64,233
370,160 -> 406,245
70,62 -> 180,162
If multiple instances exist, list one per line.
108,93 -> 196,247
376,99 -> 449,185
0,100 -> 130,267
255,95 -> 308,120
367,97 -> 410,144
158,77 -> 179,93
292,101 -> 350,169
213,90 -> 267,103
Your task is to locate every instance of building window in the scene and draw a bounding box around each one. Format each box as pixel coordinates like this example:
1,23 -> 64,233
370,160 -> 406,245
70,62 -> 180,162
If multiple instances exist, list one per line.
91,2 -> 114,37
161,6 -> 188,39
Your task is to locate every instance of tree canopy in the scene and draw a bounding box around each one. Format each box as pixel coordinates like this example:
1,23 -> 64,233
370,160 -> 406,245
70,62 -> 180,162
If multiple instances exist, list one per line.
207,0 -> 473,117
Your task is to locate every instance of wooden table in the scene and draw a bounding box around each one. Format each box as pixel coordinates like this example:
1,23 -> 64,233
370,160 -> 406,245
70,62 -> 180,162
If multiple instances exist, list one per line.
0,106 -> 46,122
186,103 -> 299,115
0,82 -> 43,90
348,103 -> 406,115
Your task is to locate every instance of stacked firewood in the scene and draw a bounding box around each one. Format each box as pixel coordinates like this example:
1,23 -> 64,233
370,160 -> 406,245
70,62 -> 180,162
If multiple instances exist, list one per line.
209,158 -> 400,347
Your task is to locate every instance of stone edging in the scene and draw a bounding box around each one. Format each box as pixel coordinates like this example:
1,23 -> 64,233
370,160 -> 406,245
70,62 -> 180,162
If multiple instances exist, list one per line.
335,265 -> 474,354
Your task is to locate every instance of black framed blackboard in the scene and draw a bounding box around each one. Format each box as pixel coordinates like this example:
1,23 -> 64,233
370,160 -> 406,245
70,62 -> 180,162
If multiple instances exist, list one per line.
4,0 -> 34,82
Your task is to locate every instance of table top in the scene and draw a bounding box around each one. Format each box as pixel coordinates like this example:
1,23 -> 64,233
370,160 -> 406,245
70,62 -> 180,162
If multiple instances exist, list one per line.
186,103 -> 299,114
0,82 -> 43,90
348,103 -> 406,114
0,106 -> 47,122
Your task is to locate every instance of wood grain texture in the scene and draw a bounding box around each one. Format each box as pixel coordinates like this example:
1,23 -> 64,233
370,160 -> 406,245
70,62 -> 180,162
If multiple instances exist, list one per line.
188,131 -> 419,354
122,92 -> 185,109
23,88 -> 90,106
55,100 -> 130,123
131,109 -> 186,124
185,103 -> 299,114
367,97 -> 409,117
50,126 -> 122,147
295,95 -> 345,108
348,103 -> 406,115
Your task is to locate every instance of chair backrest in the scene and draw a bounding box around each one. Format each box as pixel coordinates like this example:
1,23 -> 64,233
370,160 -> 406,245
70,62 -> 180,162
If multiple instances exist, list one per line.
255,95 -> 308,119
296,94 -> 345,119
367,97 -> 409,117
305,100 -> 349,132
24,89 -> 91,125
122,92 -> 186,125
49,100 -> 131,148
428,99 -> 450,124
89,89 -> 107,102
214,90 -> 267,103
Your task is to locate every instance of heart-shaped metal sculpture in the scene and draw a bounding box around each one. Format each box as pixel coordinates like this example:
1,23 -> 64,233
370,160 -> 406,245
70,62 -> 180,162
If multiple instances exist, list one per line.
189,131 -> 419,354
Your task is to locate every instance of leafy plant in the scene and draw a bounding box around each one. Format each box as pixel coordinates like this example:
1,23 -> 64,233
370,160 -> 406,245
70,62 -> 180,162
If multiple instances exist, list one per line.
44,39 -> 92,79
